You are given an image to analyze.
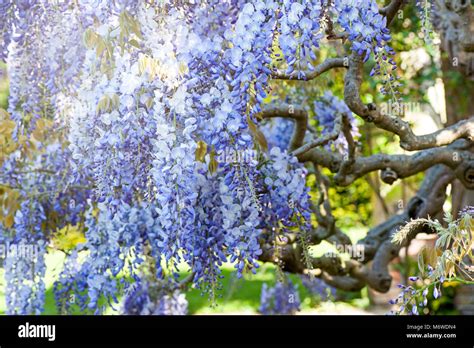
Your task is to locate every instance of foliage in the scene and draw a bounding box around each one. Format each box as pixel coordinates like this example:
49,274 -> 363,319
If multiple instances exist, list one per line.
390,209 -> 474,315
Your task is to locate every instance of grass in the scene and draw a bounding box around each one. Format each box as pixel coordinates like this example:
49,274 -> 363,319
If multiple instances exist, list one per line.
185,263 -> 315,314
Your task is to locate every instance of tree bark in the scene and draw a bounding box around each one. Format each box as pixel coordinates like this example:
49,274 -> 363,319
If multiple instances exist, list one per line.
441,53 -> 474,217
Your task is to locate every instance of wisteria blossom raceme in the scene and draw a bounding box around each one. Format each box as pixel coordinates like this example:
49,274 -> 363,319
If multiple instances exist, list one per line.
335,0 -> 393,63
259,147 -> 311,230
0,119 -> 89,314
416,0 -> 439,44
0,0 -> 14,61
4,200 -> 47,315
259,277 -> 301,315
53,249 -> 89,314
277,0 -> 324,79
4,1 -> 92,130
334,0 -> 399,99
300,275 -> 336,302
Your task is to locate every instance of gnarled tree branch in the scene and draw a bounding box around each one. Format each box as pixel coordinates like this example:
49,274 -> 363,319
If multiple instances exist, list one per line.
260,103 -> 308,151
272,57 -> 347,81
344,52 -> 474,151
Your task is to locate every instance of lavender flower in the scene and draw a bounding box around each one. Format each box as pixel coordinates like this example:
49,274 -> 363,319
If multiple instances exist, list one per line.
300,275 -> 336,302
122,280 -> 188,315
314,91 -> 360,154
259,278 -> 301,315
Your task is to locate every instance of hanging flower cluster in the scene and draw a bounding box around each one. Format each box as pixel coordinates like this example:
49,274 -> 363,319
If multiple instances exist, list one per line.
277,0 -> 323,79
259,277 -> 301,315
335,0 -> 393,63
300,274 -> 336,302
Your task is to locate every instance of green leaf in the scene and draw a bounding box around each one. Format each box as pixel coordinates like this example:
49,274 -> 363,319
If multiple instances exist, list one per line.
195,140 -> 208,162
129,39 -> 140,49
418,247 -> 425,275
96,39 -> 106,58
83,28 -> 98,49
209,149 -> 218,174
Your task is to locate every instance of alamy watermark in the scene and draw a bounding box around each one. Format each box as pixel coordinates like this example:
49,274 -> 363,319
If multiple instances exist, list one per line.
216,147 -> 259,165
380,100 -> 421,117
0,242 -> 40,260
326,243 -> 365,262
18,322 -> 55,341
